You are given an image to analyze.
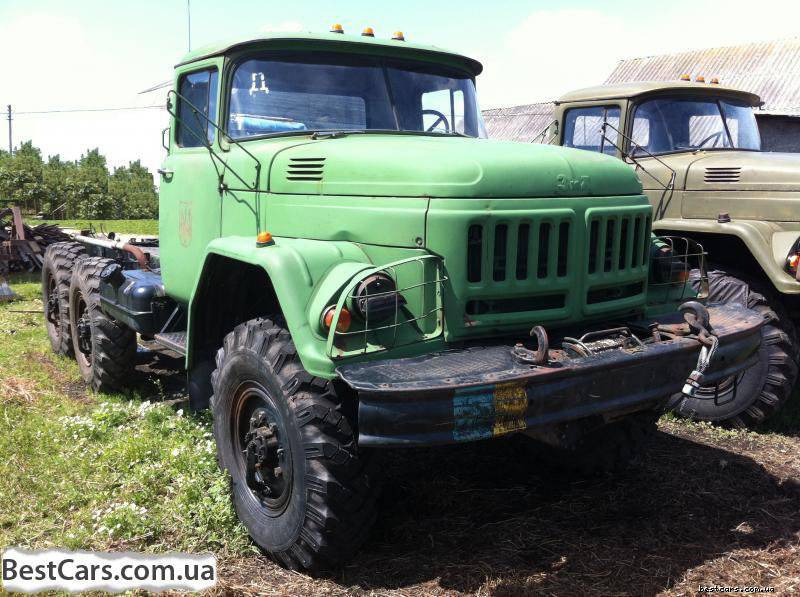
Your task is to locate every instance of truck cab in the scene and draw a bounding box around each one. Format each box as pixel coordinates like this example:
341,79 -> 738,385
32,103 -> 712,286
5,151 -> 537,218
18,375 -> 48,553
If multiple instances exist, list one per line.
551,80 -> 800,426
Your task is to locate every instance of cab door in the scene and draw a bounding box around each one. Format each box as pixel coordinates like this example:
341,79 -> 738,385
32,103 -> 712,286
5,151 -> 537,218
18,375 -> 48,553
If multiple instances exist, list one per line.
158,59 -> 223,303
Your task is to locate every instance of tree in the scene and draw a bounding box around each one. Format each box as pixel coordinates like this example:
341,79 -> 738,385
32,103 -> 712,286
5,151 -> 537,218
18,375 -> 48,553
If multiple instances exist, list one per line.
0,141 -> 47,213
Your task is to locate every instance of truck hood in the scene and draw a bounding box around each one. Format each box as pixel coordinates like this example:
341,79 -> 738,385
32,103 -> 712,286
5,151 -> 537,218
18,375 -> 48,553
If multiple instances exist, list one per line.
268,135 -> 642,198
685,151 -> 800,192
682,151 -> 800,222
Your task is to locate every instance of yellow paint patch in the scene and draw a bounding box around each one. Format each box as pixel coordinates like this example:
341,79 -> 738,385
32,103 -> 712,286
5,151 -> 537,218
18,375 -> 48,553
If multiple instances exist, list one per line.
492,381 -> 528,436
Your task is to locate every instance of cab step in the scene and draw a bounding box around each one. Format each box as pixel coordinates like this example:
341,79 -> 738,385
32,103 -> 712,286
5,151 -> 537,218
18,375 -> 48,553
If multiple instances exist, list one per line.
154,332 -> 187,356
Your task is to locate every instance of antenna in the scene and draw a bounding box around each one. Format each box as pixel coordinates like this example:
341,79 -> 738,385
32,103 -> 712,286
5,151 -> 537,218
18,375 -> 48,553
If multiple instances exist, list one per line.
187,0 -> 192,52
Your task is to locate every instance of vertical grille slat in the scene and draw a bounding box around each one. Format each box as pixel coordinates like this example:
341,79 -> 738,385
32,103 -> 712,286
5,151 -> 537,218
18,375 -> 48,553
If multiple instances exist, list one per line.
537,222 -> 551,279
493,224 -> 508,281
557,222 -> 570,278
631,216 -> 642,268
467,225 -> 482,283
604,219 -> 616,273
516,223 -> 530,280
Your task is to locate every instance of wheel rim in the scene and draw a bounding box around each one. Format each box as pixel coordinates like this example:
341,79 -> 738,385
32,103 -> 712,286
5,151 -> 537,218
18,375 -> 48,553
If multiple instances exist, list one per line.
695,372 -> 743,405
74,293 -> 92,369
44,272 -> 60,337
232,382 -> 293,515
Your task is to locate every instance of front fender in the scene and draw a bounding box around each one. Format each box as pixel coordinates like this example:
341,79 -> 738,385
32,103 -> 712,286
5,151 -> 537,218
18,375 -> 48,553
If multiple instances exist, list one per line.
653,218 -> 800,294
188,236 -> 371,377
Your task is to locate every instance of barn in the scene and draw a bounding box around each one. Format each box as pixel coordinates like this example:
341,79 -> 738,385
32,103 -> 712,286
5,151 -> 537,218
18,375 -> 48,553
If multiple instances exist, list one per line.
483,36 -> 800,152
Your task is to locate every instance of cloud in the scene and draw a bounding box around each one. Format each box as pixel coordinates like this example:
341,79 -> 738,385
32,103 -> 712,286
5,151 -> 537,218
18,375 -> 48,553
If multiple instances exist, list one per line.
260,21 -> 304,33
478,0 -> 800,109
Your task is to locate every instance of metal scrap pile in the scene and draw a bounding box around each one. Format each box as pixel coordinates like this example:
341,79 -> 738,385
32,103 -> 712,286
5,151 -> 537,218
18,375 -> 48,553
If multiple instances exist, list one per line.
0,207 -> 71,275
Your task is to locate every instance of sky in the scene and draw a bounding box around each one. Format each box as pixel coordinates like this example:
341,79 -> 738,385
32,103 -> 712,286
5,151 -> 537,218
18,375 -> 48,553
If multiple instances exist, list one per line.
1,0 -> 799,180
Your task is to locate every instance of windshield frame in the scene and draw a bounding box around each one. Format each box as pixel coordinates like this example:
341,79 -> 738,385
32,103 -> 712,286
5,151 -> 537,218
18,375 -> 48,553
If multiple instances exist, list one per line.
221,49 -> 484,142
627,93 -> 762,157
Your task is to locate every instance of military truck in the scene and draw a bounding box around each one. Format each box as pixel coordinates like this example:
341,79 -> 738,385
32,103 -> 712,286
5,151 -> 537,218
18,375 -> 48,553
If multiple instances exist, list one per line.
548,80 -> 800,427
41,30 -> 764,571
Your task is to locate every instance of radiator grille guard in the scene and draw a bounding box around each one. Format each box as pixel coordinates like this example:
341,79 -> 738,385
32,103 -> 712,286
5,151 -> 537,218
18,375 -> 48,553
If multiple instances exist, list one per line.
648,236 -> 709,304
325,255 -> 447,359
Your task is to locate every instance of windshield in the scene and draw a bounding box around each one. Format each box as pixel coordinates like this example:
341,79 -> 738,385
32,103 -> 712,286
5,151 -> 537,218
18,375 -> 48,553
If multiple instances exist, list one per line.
227,52 -> 487,139
630,97 -> 761,154
563,106 -> 621,155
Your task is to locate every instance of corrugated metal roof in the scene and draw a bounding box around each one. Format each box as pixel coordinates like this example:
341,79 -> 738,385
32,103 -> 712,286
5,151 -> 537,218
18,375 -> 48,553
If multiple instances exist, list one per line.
606,37 -> 800,115
482,102 -> 555,142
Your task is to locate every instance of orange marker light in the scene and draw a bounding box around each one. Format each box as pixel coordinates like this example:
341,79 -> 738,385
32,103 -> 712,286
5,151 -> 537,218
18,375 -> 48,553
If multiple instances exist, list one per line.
256,231 -> 274,247
392,31 -> 405,41
322,306 -> 351,333
710,77 -> 720,84
362,27 -> 375,37
330,23 -> 344,33
679,74 -> 691,81
695,75 -> 706,83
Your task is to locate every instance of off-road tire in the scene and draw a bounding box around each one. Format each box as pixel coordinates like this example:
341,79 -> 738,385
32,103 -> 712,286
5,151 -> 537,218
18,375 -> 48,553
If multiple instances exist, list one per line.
68,257 -> 137,392
42,242 -> 86,357
673,269 -> 798,427
514,411 -> 660,476
211,317 -> 378,573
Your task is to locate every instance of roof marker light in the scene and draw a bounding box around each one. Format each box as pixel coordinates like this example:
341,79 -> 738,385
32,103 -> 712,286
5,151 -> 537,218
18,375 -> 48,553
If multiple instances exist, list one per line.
392,31 -> 405,41
256,231 -> 274,247
330,23 -> 344,34
361,27 -> 375,37
695,75 -> 706,83
710,77 -> 720,84
679,74 -> 691,81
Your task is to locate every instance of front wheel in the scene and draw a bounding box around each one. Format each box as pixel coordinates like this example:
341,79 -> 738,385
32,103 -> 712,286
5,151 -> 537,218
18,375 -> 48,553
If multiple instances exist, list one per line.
672,270 -> 799,427
211,317 -> 378,572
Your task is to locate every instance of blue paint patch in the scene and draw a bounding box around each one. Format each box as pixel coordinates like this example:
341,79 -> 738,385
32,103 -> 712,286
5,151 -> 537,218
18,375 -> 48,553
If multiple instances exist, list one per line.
453,386 -> 495,442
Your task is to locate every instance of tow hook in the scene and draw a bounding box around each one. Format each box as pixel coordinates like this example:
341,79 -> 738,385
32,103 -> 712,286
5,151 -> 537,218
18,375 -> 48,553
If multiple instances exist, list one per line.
680,301 -> 720,397
511,325 -> 549,365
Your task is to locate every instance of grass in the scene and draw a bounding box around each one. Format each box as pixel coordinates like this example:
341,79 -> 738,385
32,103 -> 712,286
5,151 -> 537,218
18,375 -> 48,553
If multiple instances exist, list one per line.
28,219 -> 158,236
1,272 -> 799,594
0,273 -> 250,559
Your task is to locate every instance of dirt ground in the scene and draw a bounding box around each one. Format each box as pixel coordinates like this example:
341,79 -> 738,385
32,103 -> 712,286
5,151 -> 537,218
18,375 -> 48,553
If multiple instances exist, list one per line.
210,419 -> 800,596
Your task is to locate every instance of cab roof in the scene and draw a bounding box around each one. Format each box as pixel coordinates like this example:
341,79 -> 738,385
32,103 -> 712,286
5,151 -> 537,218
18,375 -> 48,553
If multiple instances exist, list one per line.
176,30 -> 483,75
556,80 -> 762,106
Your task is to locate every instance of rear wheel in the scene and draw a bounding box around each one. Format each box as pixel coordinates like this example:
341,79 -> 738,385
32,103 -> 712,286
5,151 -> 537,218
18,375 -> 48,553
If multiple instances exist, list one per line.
514,411 -> 660,476
42,242 -> 86,357
68,257 -> 137,393
672,269 -> 798,427
211,317 -> 378,572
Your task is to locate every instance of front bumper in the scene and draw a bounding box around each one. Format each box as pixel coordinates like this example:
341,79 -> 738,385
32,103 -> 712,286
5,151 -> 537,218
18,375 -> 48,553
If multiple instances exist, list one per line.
336,303 -> 763,447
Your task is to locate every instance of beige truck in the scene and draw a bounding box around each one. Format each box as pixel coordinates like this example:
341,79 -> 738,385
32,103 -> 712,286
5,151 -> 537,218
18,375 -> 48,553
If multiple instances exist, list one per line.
547,80 -> 799,427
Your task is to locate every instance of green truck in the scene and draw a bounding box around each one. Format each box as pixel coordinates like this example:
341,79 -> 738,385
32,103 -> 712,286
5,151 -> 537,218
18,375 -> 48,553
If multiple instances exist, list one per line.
41,30 -> 764,571
549,80 -> 800,427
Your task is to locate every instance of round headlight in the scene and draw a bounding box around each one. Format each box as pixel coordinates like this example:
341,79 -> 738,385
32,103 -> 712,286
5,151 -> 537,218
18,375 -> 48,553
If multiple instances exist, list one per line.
353,273 -> 405,322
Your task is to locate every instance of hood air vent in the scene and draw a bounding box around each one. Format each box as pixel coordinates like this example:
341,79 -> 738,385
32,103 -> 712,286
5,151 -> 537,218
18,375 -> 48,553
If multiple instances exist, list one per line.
704,167 -> 741,183
286,157 -> 325,181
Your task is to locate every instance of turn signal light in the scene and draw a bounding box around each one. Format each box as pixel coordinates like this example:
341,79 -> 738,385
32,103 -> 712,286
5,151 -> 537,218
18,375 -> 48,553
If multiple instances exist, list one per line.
362,27 -> 375,37
322,306 -> 351,333
392,31 -> 405,41
787,253 -> 799,275
256,231 -> 274,247
330,23 -> 344,34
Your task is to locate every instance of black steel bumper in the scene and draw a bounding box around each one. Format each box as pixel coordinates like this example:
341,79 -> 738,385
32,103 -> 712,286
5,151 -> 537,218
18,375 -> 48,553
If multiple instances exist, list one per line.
336,304 -> 763,447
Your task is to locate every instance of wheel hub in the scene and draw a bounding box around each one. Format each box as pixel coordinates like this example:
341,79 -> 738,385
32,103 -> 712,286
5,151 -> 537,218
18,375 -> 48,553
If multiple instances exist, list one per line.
45,287 -> 60,325
76,313 -> 92,355
243,408 -> 289,507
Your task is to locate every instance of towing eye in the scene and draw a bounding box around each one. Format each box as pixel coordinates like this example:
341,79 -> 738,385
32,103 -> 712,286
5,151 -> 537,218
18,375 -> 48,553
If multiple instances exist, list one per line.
679,301 -> 720,397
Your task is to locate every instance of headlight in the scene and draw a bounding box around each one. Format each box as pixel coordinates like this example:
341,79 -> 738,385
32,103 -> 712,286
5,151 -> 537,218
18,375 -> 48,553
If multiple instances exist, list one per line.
352,273 -> 406,322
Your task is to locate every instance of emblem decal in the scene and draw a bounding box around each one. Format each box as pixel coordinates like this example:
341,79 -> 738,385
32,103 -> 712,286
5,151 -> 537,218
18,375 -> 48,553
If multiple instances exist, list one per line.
178,201 -> 192,247
556,174 -> 591,195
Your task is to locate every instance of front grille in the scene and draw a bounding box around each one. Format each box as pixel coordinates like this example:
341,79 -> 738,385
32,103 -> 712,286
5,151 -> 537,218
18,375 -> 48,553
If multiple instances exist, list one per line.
466,219 -> 572,284
704,167 -> 741,183
286,157 -> 325,181
587,213 -> 650,276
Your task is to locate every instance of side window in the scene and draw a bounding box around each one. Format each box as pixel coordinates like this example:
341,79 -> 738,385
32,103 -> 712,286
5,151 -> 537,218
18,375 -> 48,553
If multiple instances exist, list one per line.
563,106 -> 620,154
176,69 -> 218,148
